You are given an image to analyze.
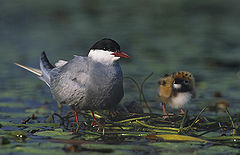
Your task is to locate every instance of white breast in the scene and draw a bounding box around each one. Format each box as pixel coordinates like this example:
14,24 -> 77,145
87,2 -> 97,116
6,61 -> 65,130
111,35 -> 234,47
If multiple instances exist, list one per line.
168,92 -> 192,109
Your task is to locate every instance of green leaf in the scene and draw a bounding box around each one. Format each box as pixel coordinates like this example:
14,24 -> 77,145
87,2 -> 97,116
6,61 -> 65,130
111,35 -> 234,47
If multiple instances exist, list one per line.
33,129 -> 73,139
147,134 -> 208,142
0,121 -> 60,127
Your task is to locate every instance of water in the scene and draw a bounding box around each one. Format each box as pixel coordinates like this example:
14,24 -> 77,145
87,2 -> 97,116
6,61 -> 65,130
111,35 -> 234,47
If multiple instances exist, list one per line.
1,0 -> 240,154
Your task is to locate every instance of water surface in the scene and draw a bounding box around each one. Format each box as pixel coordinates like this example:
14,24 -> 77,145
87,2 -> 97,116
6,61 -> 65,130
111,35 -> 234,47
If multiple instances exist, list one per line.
1,1 -> 240,154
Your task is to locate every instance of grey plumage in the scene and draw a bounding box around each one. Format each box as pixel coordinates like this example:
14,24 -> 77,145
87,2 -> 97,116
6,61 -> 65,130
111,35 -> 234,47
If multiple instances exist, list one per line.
39,52 -> 54,86
49,56 -> 123,110
15,38 -> 128,112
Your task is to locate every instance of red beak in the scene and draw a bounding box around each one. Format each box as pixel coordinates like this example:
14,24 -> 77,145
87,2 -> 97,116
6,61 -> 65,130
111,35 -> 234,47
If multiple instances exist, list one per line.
112,50 -> 130,58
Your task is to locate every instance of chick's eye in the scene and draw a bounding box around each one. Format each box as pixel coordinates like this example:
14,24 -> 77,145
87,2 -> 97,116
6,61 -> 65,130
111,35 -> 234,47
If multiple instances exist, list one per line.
184,80 -> 189,85
162,80 -> 166,85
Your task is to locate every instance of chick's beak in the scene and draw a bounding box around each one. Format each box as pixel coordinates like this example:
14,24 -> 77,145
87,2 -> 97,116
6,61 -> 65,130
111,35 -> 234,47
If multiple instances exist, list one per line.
112,50 -> 130,58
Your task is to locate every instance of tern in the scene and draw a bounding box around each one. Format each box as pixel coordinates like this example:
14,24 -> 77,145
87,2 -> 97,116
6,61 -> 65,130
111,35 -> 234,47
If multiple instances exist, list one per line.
15,38 -> 130,127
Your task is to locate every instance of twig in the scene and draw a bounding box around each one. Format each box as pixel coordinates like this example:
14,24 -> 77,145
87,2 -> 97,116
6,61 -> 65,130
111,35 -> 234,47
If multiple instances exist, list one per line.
185,106 -> 207,130
179,110 -> 188,133
114,116 -> 151,124
225,108 -> 236,136
21,117 -> 31,124
136,120 -> 179,131
124,73 -> 153,114
124,76 -> 142,102
53,113 -> 65,125
140,72 -> 153,113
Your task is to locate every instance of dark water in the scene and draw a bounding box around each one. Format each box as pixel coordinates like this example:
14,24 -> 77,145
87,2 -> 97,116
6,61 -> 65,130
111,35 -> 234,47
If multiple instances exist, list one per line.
1,0 -> 240,154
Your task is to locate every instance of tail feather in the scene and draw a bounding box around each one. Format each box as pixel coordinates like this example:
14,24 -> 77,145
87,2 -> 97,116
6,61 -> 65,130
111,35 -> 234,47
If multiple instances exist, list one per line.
15,51 -> 54,87
40,52 -> 54,71
14,63 -> 42,76
40,51 -> 54,85
14,62 -> 50,87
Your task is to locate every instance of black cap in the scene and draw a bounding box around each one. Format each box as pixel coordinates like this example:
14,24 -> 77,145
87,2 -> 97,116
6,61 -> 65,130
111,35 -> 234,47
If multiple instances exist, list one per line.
90,38 -> 120,52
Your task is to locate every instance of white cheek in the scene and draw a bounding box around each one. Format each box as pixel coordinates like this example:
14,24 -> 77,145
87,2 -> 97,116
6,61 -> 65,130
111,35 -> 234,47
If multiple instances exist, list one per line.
88,49 -> 117,65
173,84 -> 182,89
113,56 -> 120,61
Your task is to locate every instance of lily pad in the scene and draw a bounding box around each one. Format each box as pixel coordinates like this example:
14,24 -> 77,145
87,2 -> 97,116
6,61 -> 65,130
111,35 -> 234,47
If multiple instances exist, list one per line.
33,128 -> 73,139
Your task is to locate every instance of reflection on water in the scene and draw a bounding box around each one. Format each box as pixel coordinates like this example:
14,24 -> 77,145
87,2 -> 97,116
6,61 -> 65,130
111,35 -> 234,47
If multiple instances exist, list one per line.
0,0 -> 240,113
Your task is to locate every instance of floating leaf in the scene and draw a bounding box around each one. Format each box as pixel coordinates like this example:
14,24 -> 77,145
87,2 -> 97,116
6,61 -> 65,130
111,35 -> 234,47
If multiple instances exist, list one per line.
204,136 -> 240,142
0,112 -> 34,118
33,129 -> 73,139
146,134 -> 208,142
25,107 -> 52,114
0,121 -> 60,127
0,102 -> 25,108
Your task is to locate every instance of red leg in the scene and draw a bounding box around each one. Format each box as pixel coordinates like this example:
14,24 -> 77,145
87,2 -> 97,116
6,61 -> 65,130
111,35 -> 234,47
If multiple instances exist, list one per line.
91,110 -> 97,126
180,108 -> 185,114
74,111 -> 79,127
162,103 -> 169,119
162,103 -> 167,116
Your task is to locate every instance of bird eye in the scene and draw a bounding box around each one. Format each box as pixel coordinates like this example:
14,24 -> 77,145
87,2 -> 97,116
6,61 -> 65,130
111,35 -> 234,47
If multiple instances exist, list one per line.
103,47 -> 106,50
184,80 -> 189,85
162,80 -> 166,85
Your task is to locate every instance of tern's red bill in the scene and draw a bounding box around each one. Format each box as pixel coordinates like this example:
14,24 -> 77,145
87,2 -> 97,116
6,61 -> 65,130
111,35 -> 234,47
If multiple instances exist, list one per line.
112,50 -> 130,58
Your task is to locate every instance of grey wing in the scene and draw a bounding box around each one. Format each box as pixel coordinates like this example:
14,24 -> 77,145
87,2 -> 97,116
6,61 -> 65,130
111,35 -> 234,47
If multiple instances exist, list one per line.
49,56 -> 89,106
55,60 -> 68,67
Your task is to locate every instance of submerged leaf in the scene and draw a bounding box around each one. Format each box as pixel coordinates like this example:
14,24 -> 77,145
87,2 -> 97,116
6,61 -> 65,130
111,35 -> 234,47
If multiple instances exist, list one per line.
0,137 -> 10,145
